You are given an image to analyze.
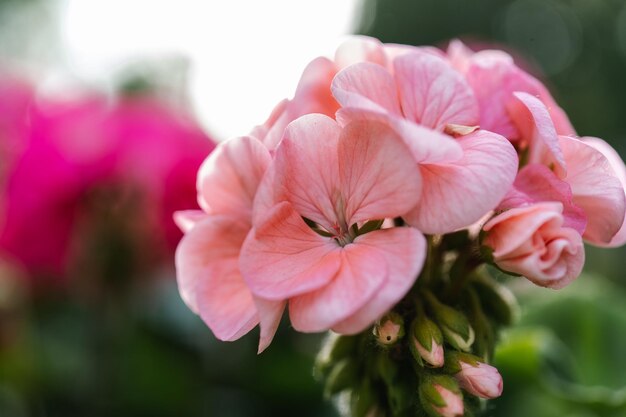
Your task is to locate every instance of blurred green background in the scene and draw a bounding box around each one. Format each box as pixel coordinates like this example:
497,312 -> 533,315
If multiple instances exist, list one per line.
1,1 -> 625,416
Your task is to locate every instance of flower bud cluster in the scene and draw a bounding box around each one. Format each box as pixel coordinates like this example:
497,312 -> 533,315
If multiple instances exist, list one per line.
316,237 -> 513,417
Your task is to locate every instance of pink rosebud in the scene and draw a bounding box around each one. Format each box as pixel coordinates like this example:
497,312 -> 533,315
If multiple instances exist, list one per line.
483,202 -> 584,289
432,385 -> 464,417
455,361 -> 503,399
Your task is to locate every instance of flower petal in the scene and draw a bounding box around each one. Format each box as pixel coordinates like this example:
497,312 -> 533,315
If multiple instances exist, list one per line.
332,227 -> 426,334
335,108 -> 464,164
254,297 -> 286,354
288,240 -> 388,333
255,57 -> 339,151
332,62 -> 402,115
338,120 -> 422,225
271,114 -> 342,230
197,136 -> 271,219
559,136 -> 626,245
175,215 -> 258,341
240,201 -> 342,300
405,130 -> 518,234
173,210 -> 207,233
394,52 -> 479,130
583,137 -> 626,247
334,36 -> 387,69
499,164 -> 587,235
508,92 -> 566,176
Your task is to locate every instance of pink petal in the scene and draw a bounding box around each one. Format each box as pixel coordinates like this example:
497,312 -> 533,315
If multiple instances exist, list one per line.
175,215 -> 258,341
332,227 -> 426,334
256,57 -> 339,151
559,136 -> 626,245
196,136 -> 271,219
484,202 -> 565,256
334,36 -> 387,69
338,120 -> 422,224
405,130 -> 518,234
335,108 -> 464,164
583,137 -> 626,247
508,92 -> 566,177
499,164 -> 587,235
240,201 -> 342,300
173,210 -> 207,233
332,62 -> 402,115
393,52 -> 479,130
254,297 -> 286,354
288,239 -> 389,333
464,52 -> 531,139
273,114 -> 341,230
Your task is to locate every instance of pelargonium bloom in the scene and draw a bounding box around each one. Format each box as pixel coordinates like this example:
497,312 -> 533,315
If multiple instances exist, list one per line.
482,90 -> 625,287
331,47 -> 518,233
241,114 -> 426,334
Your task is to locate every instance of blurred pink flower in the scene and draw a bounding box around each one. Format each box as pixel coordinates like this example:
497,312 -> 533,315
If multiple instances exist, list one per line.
241,115 -> 426,334
483,202 -> 584,289
0,90 -> 214,284
455,360 -> 503,399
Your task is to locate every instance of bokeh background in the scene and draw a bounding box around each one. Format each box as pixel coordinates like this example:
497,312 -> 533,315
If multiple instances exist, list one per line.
1,1 -> 625,416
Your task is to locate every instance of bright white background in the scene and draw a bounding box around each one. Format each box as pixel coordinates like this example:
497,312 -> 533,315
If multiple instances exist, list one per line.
61,0 -> 361,140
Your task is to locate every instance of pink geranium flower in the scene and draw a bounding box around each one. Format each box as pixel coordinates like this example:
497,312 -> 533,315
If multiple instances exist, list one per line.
505,92 -> 625,246
240,114 -> 426,334
331,48 -> 518,233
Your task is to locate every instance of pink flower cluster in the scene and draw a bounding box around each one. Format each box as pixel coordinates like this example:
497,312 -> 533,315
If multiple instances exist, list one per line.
0,73 -> 215,284
175,37 -> 626,352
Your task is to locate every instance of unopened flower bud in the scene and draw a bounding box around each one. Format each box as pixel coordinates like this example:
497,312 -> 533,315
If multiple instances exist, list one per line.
457,362 -> 503,399
373,312 -> 404,347
424,291 -> 475,351
419,375 -> 464,417
445,351 -> 503,399
409,315 -> 444,367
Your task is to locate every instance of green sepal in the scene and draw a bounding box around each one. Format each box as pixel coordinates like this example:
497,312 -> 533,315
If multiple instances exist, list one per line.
424,291 -> 474,351
387,378 -> 413,415
350,379 -> 376,417
324,358 -> 359,398
471,275 -> 518,326
314,333 -> 358,379
443,351 -> 480,374
376,351 -> 399,385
